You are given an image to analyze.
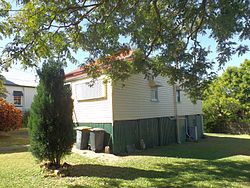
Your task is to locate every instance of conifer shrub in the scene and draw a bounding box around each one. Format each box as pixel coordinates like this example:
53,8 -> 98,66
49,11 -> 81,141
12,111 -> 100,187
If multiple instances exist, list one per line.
0,98 -> 22,131
28,60 -> 74,167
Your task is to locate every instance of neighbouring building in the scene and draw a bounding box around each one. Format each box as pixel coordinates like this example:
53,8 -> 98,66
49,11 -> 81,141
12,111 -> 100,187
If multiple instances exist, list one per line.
65,53 -> 204,154
4,78 -> 37,112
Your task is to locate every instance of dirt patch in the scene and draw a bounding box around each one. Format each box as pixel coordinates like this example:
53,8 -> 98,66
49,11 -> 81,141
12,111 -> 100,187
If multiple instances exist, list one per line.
72,146 -> 120,162
40,162 -> 72,177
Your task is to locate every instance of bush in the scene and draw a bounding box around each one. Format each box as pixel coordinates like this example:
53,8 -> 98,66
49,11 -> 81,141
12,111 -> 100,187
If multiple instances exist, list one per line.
203,60 -> 250,133
205,121 -> 250,134
0,98 -> 22,131
29,59 -> 74,167
22,111 -> 30,128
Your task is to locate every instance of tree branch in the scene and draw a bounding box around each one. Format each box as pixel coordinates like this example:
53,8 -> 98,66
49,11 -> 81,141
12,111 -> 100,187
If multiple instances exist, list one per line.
146,0 -> 162,57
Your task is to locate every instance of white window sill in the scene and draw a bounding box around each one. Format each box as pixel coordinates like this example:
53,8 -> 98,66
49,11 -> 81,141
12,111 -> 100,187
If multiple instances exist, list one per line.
151,99 -> 159,102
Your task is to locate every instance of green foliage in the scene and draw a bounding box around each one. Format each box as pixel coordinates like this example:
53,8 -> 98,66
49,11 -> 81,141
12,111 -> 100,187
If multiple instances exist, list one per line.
21,110 -> 29,128
0,0 -> 250,100
28,59 -> 74,166
0,74 -> 7,98
203,59 -> 250,133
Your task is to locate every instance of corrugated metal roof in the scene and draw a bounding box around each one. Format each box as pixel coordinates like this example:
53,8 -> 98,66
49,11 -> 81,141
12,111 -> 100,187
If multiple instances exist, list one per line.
4,79 -> 17,86
4,78 -> 38,87
65,50 -> 134,81
2,69 -> 38,87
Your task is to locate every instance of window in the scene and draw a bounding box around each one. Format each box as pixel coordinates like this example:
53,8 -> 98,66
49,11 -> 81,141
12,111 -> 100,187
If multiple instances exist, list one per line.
64,83 -> 71,89
64,83 -> 72,93
14,96 -> 22,105
176,90 -> 181,102
151,87 -> 159,102
75,79 -> 106,101
13,91 -> 23,106
149,79 -> 162,102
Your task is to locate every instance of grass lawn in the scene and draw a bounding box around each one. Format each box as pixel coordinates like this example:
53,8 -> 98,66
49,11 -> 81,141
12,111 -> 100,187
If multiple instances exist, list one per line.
0,130 -> 250,188
0,128 -> 29,147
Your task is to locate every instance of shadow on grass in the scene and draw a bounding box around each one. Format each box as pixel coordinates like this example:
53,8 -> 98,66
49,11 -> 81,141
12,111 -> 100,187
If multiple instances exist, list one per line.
68,180 -> 122,188
0,128 -> 29,154
157,159 -> 250,186
67,159 -> 250,187
0,145 -> 29,154
131,135 -> 250,160
68,186 -> 89,188
0,128 -> 29,147
68,164 -> 173,179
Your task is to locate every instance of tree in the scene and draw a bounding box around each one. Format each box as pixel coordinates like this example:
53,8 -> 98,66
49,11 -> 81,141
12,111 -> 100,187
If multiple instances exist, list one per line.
0,1 -> 11,98
203,59 -> 250,132
0,74 -> 7,98
28,59 -> 74,167
0,0 -> 250,100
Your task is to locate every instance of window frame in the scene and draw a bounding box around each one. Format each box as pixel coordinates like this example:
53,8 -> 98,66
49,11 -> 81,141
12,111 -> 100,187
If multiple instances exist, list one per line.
75,79 -> 107,101
13,90 -> 23,107
14,95 -> 22,106
150,87 -> 159,102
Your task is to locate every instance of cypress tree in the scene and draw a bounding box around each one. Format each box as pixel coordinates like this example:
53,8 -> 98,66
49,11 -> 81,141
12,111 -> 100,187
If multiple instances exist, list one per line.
28,59 -> 74,167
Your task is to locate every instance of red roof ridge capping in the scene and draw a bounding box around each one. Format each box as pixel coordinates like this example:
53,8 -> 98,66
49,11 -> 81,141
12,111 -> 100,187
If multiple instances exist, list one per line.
65,49 -> 134,81
114,49 -> 133,60
65,67 -> 87,81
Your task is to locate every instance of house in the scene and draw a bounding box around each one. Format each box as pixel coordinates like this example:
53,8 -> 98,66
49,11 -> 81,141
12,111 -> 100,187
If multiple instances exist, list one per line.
65,53 -> 203,154
4,78 -> 37,112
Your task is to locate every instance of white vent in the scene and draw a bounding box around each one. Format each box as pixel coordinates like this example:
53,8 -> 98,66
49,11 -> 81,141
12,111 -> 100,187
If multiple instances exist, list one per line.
76,79 -> 106,101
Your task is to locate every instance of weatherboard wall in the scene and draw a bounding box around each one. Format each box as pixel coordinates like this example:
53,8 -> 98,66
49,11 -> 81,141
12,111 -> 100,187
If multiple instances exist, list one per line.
23,87 -> 37,110
176,92 -> 202,116
112,74 -> 202,121
112,74 -> 175,121
69,76 -> 113,123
